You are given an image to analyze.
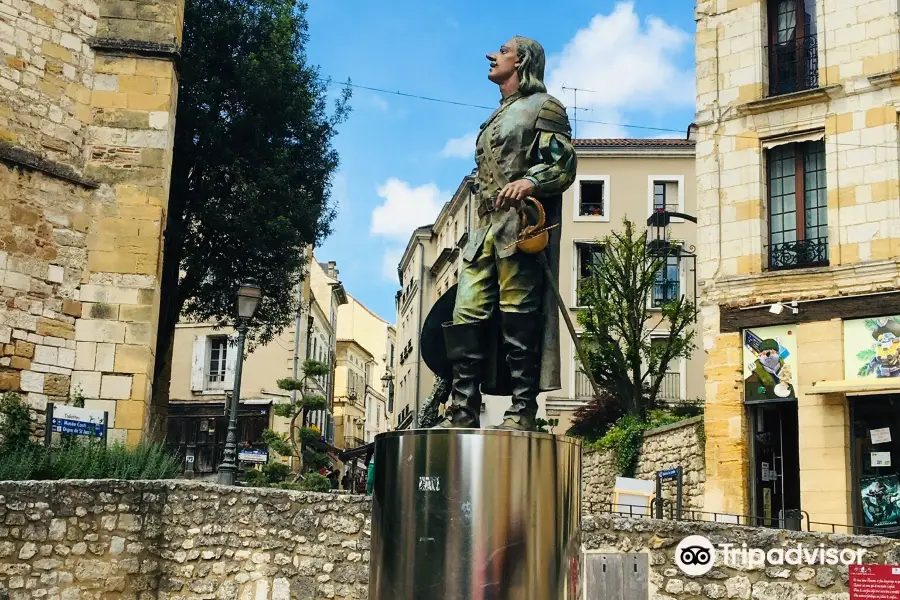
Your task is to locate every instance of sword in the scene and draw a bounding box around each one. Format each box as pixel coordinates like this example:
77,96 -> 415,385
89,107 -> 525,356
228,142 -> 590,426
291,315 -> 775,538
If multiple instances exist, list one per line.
535,251 -> 603,401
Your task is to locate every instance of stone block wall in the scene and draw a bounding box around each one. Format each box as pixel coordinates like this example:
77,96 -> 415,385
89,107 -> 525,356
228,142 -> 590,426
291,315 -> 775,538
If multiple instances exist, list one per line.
0,0 -> 184,442
0,481 -> 370,600
583,514 -> 900,600
582,417 -> 705,515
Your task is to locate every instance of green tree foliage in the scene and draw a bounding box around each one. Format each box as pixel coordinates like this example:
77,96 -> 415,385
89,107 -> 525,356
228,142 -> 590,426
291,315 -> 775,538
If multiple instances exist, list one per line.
248,360 -> 333,489
152,0 -> 351,413
572,219 -> 698,433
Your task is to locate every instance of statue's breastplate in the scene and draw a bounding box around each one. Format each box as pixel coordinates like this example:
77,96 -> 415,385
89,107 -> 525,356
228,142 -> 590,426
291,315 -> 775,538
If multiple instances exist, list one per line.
474,94 -> 547,202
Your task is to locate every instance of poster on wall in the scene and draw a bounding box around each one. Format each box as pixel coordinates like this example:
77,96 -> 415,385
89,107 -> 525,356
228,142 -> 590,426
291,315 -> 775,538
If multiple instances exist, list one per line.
743,326 -> 798,403
844,316 -> 900,379
860,475 -> 900,528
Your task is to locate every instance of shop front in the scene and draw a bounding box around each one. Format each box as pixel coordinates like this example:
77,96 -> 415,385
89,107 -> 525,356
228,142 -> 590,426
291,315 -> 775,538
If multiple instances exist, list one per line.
743,325 -> 801,528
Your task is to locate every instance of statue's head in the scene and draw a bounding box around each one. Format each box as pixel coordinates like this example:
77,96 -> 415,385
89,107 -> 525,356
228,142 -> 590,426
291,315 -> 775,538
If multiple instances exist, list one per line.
486,36 -> 547,95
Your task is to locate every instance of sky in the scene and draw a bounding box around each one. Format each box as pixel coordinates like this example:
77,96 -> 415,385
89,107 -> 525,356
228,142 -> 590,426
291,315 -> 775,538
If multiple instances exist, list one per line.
305,0 -> 697,323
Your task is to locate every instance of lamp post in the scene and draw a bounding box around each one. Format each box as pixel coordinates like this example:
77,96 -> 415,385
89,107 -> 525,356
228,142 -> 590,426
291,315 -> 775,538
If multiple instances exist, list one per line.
217,279 -> 263,486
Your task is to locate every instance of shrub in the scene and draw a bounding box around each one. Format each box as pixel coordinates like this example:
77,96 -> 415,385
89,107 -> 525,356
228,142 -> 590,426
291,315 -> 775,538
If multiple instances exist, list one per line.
299,473 -> 331,492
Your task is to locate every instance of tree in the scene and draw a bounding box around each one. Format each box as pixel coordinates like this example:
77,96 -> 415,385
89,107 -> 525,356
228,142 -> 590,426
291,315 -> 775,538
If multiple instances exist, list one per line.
151,0 -> 351,420
261,359 -> 329,480
575,219 -> 697,422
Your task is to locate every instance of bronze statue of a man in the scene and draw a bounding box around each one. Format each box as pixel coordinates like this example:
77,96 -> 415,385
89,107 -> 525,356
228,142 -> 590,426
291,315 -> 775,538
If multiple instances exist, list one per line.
437,36 -> 576,431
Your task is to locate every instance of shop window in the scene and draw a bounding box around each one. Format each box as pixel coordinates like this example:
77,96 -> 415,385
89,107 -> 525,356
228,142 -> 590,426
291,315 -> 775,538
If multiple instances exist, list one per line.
767,140 -> 828,270
852,395 -> 900,534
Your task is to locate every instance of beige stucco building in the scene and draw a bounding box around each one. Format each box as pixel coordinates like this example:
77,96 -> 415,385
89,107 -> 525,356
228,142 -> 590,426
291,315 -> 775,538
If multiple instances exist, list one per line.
166,255 -> 346,473
696,0 -> 900,532
332,293 -> 395,448
394,140 -> 704,431
0,0 -> 184,444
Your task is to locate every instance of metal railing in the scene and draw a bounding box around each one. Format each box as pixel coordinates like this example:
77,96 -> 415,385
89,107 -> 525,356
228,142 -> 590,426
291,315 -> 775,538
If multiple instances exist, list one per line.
768,34 -> 819,96
575,371 -> 680,401
768,236 -> 828,270
343,436 -> 366,449
597,501 -> 900,538
578,201 -> 604,217
652,280 -> 680,307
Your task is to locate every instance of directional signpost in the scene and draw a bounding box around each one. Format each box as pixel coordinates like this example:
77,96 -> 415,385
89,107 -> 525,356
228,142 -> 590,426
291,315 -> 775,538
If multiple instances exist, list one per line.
655,466 -> 684,520
44,403 -> 108,446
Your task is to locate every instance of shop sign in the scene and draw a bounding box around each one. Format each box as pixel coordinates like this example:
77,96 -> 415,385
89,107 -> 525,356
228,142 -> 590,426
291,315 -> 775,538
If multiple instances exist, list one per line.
742,326 -> 797,403
849,564 -> 900,599
844,316 -> 900,379
860,475 -> 900,528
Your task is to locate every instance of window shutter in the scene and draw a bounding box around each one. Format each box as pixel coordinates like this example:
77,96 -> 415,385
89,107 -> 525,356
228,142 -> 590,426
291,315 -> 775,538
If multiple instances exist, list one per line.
223,334 -> 239,390
190,336 -> 206,392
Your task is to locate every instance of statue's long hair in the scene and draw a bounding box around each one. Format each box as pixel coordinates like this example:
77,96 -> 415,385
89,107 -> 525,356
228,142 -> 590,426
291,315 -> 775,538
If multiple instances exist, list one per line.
513,36 -> 547,95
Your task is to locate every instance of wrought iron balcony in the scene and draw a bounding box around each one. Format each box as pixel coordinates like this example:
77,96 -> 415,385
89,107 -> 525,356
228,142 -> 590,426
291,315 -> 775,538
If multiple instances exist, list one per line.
579,201 -> 605,217
768,236 -> 829,270
768,35 -> 819,97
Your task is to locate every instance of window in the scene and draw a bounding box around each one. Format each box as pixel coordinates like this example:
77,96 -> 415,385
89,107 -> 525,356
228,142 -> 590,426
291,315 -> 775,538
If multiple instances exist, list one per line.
207,337 -> 228,389
652,256 -> 680,307
653,182 -> 679,212
767,140 -> 828,270
575,243 -> 604,306
574,176 -> 609,220
768,0 -> 818,96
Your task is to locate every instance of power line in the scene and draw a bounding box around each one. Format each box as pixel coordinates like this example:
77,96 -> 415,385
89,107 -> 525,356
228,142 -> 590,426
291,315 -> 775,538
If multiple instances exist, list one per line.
320,77 -> 900,151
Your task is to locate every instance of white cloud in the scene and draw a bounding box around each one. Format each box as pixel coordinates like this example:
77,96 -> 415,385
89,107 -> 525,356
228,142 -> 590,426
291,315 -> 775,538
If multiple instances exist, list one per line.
370,178 -> 446,239
370,178 -> 447,279
440,131 -> 478,159
545,1 -> 695,139
381,248 -> 403,282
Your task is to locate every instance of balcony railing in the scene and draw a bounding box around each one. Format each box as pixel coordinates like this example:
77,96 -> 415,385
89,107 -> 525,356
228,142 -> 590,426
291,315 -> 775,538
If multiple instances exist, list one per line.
652,281 -> 680,307
655,372 -> 681,402
579,202 -> 605,217
768,34 -> 819,97
575,370 -> 681,401
768,236 -> 828,270
343,436 -> 366,449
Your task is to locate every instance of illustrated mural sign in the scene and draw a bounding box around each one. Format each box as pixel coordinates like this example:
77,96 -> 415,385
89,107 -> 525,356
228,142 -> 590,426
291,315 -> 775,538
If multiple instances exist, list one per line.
743,326 -> 797,403
844,316 -> 900,379
860,475 -> 900,528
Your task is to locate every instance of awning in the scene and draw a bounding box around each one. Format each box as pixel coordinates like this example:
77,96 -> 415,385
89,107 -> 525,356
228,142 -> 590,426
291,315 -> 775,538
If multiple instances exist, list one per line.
761,130 -> 825,149
804,378 -> 900,396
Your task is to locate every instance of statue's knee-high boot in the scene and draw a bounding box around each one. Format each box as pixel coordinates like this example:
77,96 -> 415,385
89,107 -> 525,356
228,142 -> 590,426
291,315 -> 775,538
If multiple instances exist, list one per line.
495,311 -> 541,431
436,321 -> 487,428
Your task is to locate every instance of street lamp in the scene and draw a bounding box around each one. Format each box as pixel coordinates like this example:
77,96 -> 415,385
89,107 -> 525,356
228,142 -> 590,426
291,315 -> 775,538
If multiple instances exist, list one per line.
217,279 -> 263,485
380,370 -> 392,393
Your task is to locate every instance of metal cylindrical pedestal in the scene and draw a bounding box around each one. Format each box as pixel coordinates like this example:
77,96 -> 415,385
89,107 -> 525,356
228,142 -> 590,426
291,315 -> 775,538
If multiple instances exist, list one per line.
370,429 -> 582,600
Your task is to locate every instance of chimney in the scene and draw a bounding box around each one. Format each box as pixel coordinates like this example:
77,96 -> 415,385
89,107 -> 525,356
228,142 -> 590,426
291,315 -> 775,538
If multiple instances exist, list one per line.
327,261 -> 337,278
686,123 -> 698,141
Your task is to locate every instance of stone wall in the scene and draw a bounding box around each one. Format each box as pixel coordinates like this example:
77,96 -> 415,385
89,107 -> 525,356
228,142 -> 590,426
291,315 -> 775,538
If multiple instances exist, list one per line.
0,481 -> 369,600
2,480 -> 900,600
582,417 -> 705,515
0,0 -> 184,442
583,514 -> 900,600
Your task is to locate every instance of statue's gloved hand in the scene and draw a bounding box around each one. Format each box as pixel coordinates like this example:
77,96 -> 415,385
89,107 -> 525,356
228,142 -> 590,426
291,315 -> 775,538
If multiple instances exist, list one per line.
495,179 -> 535,210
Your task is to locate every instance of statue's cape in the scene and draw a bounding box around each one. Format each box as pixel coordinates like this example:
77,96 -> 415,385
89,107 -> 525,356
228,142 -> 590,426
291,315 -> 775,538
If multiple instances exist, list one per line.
420,283 -> 513,396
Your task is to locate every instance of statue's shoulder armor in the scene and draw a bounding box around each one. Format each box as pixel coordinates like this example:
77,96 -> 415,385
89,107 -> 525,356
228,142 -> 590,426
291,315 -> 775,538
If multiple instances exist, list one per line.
531,93 -> 571,135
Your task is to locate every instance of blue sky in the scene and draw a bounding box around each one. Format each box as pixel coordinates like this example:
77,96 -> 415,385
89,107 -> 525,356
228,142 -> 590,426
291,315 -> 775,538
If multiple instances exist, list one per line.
305,0 -> 697,323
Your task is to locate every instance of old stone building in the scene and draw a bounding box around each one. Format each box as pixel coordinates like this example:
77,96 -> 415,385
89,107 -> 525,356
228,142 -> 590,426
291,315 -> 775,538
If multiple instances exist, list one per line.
0,0 -> 184,443
696,0 -> 900,531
